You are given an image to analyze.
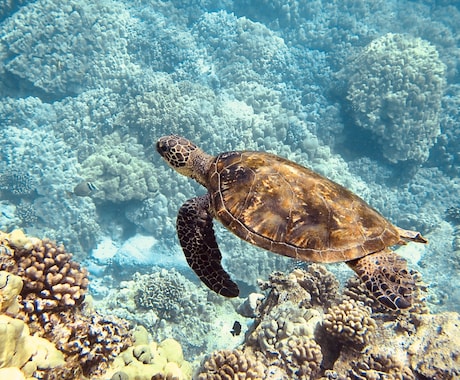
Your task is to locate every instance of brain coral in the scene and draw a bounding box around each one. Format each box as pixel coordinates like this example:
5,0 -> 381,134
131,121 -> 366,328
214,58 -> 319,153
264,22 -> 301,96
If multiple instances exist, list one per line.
346,33 -> 446,163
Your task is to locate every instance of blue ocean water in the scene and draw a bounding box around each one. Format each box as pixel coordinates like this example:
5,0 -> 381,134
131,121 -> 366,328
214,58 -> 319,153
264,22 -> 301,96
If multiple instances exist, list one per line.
0,0 -> 459,377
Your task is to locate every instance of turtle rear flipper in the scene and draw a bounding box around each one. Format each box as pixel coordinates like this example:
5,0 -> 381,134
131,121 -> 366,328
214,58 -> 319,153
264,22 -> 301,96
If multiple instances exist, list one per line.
347,249 -> 415,310
177,195 -> 239,297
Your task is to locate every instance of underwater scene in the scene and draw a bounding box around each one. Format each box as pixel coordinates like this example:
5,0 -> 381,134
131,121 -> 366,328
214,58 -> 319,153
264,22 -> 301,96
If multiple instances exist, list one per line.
0,0 -> 459,378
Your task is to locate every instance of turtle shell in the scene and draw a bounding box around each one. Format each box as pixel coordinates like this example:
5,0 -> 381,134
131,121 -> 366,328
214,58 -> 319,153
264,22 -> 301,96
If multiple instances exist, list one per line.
208,151 -> 401,263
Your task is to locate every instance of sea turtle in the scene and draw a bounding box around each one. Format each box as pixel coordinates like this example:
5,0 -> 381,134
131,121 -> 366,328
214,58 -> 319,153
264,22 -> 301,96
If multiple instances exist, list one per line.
157,135 -> 427,310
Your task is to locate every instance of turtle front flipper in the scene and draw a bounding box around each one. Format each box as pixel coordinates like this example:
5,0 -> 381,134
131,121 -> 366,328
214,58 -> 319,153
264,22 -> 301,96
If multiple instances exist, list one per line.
177,194 -> 239,297
347,249 -> 415,310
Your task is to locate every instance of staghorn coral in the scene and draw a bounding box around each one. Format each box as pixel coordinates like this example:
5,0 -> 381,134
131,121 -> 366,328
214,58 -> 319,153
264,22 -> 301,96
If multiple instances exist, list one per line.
197,349 -> 266,380
323,299 -> 377,347
344,33 -> 446,163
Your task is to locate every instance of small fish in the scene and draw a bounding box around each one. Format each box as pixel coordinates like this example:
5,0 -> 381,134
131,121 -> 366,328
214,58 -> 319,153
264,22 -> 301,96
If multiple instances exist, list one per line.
230,320 -> 242,336
71,181 -> 98,197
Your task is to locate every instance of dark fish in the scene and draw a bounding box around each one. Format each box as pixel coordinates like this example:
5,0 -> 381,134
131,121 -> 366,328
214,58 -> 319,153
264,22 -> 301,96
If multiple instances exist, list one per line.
230,320 -> 241,336
72,181 -> 98,197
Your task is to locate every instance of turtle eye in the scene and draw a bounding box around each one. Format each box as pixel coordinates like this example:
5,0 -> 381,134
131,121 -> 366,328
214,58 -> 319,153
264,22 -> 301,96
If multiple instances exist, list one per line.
156,141 -> 169,155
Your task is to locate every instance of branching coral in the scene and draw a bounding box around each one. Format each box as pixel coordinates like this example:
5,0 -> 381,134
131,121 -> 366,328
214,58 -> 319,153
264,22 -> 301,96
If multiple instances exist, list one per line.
0,230 -> 133,378
323,299 -> 377,347
345,33 -> 446,163
279,336 -> 323,378
197,349 -> 266,380
3,231 -> 89,313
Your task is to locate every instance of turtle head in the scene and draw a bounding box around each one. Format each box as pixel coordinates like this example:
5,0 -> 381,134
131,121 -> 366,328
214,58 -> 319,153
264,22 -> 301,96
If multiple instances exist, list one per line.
157,135 -> 212,186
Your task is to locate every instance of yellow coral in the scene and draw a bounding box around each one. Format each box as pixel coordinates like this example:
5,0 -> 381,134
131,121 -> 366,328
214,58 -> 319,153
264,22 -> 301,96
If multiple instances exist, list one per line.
0,315 -> 32,369
0,315 -> 64,377
106,337 -> 192,380
0,367 -> 26,380
0,271 -> 23,314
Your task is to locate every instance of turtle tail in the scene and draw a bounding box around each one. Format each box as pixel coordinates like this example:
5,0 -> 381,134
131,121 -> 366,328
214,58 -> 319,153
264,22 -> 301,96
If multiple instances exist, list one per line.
396,227 -> 428,244
347,249 -> 415,310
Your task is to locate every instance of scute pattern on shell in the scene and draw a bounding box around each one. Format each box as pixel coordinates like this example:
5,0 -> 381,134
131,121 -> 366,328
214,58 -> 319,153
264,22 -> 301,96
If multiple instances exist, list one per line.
209,151 -> 401,264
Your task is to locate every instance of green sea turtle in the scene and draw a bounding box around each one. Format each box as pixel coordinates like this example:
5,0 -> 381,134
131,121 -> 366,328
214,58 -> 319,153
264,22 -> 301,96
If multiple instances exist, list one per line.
157,135 -> 427,310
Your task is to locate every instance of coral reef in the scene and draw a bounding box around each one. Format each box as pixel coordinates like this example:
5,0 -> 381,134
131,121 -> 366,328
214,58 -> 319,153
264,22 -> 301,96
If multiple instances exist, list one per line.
329,351 -> 416,380
3,230 -> 89,312
446,205 -> 460,224
80,132 -> 159,203
407,312 -> 460,379
344,33 -> 446,163
106,326 -> 193,380
0,230 -> 134,378
1,2 -> 460,378
0,314 -> 65,377
197,266 -> 460,379
1,0 -> 138,96
134,271 -> 187,320
279,336 -> 323,378
197,349 -> 266,380
95,267 -> 244,360
323,299 -> 376,347
0,170 -> 34,197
